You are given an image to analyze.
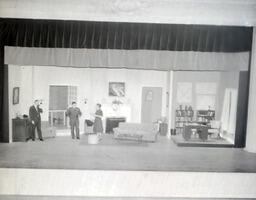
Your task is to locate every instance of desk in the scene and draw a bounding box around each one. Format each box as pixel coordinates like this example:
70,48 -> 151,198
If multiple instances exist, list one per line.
183,124 -> 209,141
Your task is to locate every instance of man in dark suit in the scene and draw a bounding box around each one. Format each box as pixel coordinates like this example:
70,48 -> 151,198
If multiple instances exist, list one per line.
26,100 -> 44,141
66,101 -> 82,139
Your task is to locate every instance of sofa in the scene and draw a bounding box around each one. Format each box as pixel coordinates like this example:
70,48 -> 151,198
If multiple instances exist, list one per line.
113,122 -> 159,142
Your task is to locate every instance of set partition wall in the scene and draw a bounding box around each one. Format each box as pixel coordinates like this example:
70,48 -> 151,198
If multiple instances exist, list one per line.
0,19 -> 252,147
171,70 -> 249,146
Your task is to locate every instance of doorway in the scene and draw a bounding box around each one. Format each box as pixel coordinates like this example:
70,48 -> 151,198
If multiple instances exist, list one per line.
141,87 -> 162,123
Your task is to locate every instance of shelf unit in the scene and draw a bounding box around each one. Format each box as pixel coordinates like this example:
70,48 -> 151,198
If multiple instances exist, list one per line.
175,109 -> 194,134
175,109 -> 215,134
196,110 -> 215,124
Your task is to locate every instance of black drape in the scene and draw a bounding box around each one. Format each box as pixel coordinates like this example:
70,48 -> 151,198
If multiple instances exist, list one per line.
0,18 -> 253,142
0,18 -> 253,52
0,49 -> 4,141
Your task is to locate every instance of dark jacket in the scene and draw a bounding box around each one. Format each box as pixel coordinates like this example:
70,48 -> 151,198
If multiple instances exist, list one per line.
29,105 -> 43,123
66,107 -> 82,123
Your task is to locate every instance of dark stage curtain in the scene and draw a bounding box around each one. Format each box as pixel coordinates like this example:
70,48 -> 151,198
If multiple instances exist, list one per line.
0,18 -> 253,52
0,48 -> 3,141
0,18 -> 253,142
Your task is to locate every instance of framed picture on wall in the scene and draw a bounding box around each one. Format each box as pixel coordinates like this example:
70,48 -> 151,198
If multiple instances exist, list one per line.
13,87 -> 19,105
109,82 -> 125,97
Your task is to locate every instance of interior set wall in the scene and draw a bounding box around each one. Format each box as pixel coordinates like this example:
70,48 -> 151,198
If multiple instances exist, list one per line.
8,65 -> 244,143
8,65 -> 168,140
170,71 -> 240,132
171,71 -> 221,128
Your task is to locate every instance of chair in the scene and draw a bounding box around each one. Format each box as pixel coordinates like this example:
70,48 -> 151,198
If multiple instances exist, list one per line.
208,120 -> 221,139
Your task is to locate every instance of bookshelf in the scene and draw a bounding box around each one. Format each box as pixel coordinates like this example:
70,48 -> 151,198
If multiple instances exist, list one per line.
175,107 -> 215,134
175,106 -> 194,134
196,110 -> 215,124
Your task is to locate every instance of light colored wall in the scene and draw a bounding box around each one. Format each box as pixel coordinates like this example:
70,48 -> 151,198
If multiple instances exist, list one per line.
216,71 -> 240,144
8,66 -> 34,142
8,66 -> 242,140
90,68 -> 167,122
33,66 -> 167,123
9,66 -> 34,113
8,65 -> 21,142
9,66 -> 168,136
216,71 -> 239,119
20,66 -> 34,115
170,70 -> 241,144
171,71 -> 221,128
32,66 -> 91,129
167,71 -> 174,138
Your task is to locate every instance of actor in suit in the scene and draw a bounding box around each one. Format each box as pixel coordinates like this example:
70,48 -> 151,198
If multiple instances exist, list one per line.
26,100 -> 44,141
66,102 -> 82,139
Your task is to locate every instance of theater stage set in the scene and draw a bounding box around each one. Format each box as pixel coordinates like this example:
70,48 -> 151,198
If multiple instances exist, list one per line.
1,0 -> 256,199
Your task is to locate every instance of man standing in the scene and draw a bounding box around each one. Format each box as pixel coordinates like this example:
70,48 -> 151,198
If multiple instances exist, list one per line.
26,100 -> 44,141
66,102 -> 82,139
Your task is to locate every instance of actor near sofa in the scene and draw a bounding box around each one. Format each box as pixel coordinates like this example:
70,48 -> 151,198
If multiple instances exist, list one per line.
92,103 -> 103,139
66,102 -> 82,139
26,99 -> 44,141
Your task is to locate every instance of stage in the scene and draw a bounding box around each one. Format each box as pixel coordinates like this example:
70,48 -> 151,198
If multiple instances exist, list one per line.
0,134 -> 255,172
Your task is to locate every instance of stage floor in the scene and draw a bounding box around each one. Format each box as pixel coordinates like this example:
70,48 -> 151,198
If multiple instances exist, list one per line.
171,134 -> 233,147
0,134 -> 255,172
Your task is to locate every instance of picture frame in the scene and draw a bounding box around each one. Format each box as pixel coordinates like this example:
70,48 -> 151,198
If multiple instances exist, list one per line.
13,87 -> 19,105
109,82 -> 125,97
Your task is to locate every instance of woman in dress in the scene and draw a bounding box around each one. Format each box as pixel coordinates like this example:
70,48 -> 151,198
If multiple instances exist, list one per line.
93,103 -> 103,139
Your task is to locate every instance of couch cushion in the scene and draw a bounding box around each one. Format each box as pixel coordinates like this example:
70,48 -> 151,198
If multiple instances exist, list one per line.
114,122 -> 158,142
118,122 -> 158,132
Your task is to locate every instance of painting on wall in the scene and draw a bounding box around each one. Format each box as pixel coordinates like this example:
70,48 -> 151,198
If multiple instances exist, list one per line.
109,82 -> 125,97
13,87 -> 19,105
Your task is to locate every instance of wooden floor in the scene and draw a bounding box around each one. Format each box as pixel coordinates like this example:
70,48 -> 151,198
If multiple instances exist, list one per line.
0,134 -> 256,172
